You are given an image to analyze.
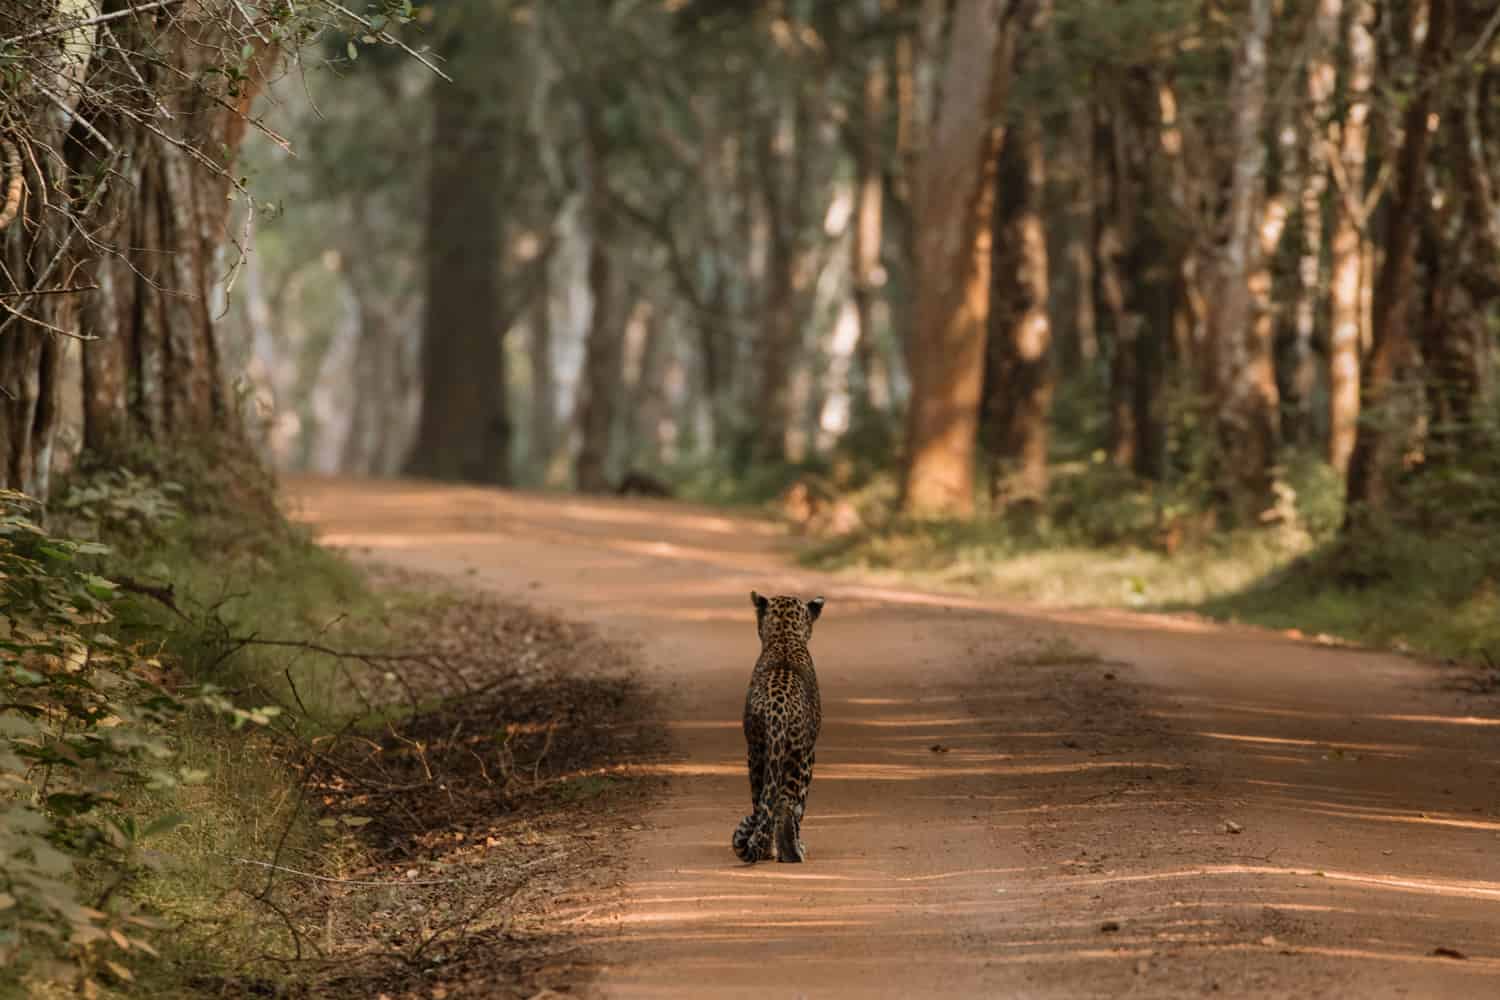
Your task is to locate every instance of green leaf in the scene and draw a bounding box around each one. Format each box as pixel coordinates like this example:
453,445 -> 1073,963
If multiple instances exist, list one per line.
83,574 -> 119,599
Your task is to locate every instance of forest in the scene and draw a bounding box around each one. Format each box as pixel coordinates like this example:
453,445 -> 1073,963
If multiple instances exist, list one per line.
230,0 -> 1499,648
2,0 -> 1498,996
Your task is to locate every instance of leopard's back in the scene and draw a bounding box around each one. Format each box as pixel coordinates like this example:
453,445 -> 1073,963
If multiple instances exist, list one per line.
733,593 -> 824,864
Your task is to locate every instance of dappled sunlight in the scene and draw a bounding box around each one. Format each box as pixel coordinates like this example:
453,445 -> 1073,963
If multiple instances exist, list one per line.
1198,731 -> 1421,755
1375,713 -> 1500,728
1288,946 -> 1500,971
1298,806 -> 1500,833
620,759 -> 1180,781
279,477 -> 1500,996
842,714 -> 1003,728
1056,865 -> 1500,902
546,500 -> 785,539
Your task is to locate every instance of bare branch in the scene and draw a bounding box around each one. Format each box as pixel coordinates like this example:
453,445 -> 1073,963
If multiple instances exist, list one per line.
0,138 -> 19,231
319,0 -> 453,82
0,0 -> 187,47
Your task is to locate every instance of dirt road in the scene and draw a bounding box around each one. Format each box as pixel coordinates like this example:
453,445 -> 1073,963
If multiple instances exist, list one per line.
287,477 -> 1500,998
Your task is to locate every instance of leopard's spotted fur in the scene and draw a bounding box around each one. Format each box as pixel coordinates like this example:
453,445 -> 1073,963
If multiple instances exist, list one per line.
732,592 -> 824,863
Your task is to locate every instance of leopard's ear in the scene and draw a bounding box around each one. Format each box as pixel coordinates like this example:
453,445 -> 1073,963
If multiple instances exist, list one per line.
806,596 -> 825,621
751,591 -> 769,613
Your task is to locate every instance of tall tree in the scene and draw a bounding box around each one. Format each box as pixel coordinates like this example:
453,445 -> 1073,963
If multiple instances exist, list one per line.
405,28 -> 511,484
1327,0 -> 1376,474
1345,0 -> 1455,517
1209,0 -> 1278,517
983,105 -> 1052,504
1,4 -> 281,497
574,105 -> 626,494
1286,0 -> 1341,445
901,0 -> 1027,518
849,0 -> 894,417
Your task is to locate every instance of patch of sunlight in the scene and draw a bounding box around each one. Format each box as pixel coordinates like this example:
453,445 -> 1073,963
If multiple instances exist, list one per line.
1198,731 -> 1422,754
1375,713 -> 1500,727
1060,864 -> 1500,902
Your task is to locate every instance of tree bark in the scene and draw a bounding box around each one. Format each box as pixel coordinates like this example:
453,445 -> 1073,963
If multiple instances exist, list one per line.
527,255 -> 558,482
1327,0 -> 1375,474
1057,99 -> 1099,374
1,5 -> 273,497
625,300 -> 670,470
1344,0 -> 1454,518
405,62 -> 510,485
983,107 -> 1052,504
1097,89 -> 1138,472
1210,0 -> 1278,518
574,107 -> 625,494
1286,0 -> 1341,446
1099,72 -> 1171,480
901,0 -> 1023,518
851,0 -> 893,417
1416,6 -> 1497,461
752,83 -> 809,465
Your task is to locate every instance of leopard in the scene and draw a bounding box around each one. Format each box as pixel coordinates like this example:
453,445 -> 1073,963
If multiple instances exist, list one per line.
731,591 -> 824,863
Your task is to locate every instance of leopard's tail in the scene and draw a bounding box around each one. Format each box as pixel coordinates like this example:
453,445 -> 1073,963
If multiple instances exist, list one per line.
732,805 -> 773,863
733,748 -> 785,863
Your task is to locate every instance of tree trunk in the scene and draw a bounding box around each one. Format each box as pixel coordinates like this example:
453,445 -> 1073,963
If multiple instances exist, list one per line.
1327,0 -> 1375,474
1344,0 -> 1454,518
1,6 -> 273,497
1417,6 -> 1497,461
1286,0 -> 1341,446
1057,99 -> 1099,374
1097,92 -> 1138,472
901,0 -> 1023,518
574,109 -> 624,494
983,108 -> 1052,505
1210,0 -> 1278,518
752,85 -> 808,466
527,256 -> 558,483
622,300 -> 668,468
405,66 -> 510,485
851,0 -> 893,417
1099,72 -> 1171,480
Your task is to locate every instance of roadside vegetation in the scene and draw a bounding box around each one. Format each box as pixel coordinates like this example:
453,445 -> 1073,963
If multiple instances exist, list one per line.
792,376 -> 1500,666
4,450 -> 655,998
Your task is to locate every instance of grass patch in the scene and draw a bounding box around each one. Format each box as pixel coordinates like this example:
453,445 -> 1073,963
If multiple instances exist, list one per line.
1198,524 -> 1500,662
799,452 -> 1498,665
804,504 -> 1311,609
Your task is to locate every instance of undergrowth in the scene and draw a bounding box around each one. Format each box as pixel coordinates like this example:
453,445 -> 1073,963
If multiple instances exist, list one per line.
1201,443 -> 1500,662
1,445 -> 423,997
800,443 -> 1497,664
6,441 -> 659,998
800,452 -> 1332,609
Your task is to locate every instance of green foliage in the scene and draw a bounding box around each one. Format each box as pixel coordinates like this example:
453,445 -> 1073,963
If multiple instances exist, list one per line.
54,469 -> 183,543
1206,423 -> 1500,662
1,490 -> 211,993
0,455 -> 377,994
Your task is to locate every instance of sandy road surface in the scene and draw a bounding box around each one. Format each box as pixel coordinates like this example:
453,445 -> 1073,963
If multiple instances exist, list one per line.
287,476 -> 1500,999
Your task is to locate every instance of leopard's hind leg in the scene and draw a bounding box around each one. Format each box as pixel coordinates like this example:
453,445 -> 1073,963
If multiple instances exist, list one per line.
774,750 -> 814,863
733,734 -> 775,863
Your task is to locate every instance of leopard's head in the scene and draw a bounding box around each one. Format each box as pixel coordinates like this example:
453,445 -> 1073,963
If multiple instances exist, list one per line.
750,591 -> 824,645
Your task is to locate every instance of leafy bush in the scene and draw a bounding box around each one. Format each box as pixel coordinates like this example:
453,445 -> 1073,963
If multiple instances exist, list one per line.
0,484 -> 284,995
